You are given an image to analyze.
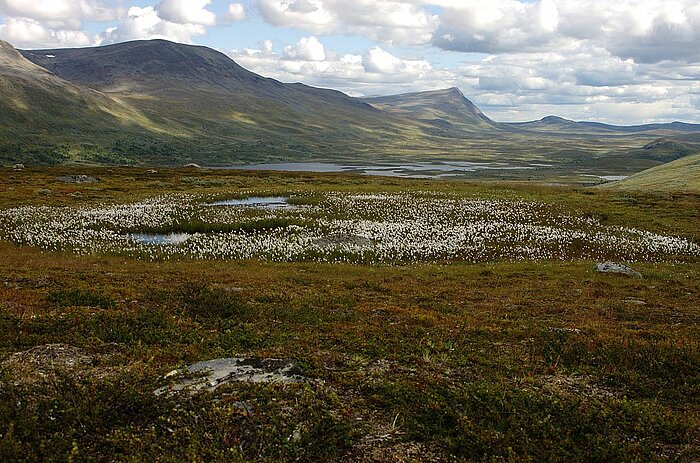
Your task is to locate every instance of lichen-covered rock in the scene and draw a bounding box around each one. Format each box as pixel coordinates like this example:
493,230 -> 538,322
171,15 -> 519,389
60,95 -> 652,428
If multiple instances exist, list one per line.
57,175 -> 99,184
156,357 -> 307,395
595,262 -> 642,278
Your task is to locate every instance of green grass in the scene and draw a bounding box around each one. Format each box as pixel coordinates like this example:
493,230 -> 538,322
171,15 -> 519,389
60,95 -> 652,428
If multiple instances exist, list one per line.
0,167 -> 699,461
601,152 -> 700,194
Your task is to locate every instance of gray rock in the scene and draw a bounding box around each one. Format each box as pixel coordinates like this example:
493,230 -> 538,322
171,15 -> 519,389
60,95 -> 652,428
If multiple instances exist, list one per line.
57,175 -> 99,184
12,164 -> 24,171
156,357 -> 307,395
547,327 -> 582,334
595,262 -> 642,278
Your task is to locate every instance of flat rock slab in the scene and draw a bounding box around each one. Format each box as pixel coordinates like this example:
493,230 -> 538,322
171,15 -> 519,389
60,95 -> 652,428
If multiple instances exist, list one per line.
595,262 -> 642,278
57,175 -> 99,184
156,357 -> 306,395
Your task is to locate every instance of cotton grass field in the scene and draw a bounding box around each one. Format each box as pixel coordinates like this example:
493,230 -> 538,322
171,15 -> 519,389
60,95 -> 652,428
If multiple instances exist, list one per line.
1,191 -> 698,264
0,167 -> 699,462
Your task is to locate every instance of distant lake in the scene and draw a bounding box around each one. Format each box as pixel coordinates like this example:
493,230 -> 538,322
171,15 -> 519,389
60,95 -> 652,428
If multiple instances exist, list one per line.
214,161 -> 546,179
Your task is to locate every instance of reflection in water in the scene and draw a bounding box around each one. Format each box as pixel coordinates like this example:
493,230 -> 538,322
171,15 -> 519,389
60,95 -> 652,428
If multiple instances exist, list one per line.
207,196 -> 292,209
131,233 -> 191,245
215,161 -> 541,178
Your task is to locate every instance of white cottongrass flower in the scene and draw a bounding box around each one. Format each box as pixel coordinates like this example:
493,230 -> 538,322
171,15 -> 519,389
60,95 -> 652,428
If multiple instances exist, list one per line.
0,192 -> 697,263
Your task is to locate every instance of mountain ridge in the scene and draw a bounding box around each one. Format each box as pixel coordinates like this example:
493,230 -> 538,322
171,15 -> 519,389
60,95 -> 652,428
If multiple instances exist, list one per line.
3,38 -> 700,170
512,114 -> 700,134
363,87 -> 497,135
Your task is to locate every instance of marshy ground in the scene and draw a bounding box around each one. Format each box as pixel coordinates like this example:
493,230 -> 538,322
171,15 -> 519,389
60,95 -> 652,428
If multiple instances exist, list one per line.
0,167 -> 699,462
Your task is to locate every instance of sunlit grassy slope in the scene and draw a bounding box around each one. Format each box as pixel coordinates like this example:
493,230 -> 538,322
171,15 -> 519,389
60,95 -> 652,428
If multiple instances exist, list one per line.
600,152 -> 700,193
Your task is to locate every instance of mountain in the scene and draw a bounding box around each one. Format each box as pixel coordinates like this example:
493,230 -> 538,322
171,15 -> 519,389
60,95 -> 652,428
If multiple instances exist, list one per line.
19,40 -> 426,164
0,40 -> 168,164
511,115 -> 700,135
3,38 -> 700,168
363,87 -> 497,136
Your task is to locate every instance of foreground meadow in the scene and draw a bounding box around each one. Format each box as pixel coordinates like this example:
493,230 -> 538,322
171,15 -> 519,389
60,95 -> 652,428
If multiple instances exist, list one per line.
0,167 -> 699,462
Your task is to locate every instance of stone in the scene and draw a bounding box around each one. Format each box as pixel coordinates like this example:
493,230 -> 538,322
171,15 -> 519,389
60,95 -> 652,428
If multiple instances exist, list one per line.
12,164 -> 24,171
57,175 -> 99,184
595,262 -> 642,278
155,357 -> 307,395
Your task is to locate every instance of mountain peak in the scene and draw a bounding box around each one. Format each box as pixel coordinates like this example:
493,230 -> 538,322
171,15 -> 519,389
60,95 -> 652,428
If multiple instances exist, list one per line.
540,115 -> 570,124
362,87 -> 495,128
20,38 -> 262,93
445,86 -> 465,96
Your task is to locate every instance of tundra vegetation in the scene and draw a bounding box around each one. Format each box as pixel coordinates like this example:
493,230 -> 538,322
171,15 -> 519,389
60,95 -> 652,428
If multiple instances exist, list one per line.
0,167 -> 699,462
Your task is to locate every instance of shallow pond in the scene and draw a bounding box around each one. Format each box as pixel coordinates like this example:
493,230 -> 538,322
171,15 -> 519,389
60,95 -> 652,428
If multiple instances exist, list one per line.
131,233 -> 191,245
217,161 -> 542,178
207,196 -> 292,209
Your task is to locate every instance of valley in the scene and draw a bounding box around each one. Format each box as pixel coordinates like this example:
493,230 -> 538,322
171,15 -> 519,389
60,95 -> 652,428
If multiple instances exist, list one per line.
0,39 -> 697,185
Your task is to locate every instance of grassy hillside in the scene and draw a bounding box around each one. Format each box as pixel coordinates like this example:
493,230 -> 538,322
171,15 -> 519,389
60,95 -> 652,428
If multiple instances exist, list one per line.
600,152 -> 700,193
0,41 -> 187,165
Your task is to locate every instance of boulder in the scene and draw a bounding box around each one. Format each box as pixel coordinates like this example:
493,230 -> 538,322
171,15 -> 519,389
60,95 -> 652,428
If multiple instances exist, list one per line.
156,357 -> 307,395
57,175 -> 99,184
595,262 -> 642,278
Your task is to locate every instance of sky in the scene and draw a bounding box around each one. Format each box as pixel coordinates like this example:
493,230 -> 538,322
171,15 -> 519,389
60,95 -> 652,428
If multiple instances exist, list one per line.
1,0 -> 700,124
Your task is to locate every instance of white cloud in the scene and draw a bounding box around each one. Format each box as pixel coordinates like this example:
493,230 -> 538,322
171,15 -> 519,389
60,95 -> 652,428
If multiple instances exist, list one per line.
225,3 -> 246,22
252,0 -> 700,64
156,0 -> 216,26
230,39 -> 441,96
0,0 -> 116,46
0,0 -> 116,25
432,0 -> 700,63
364,46 -> 409,74
256,0 -> 438,45
97,6 -> 207,45
0,16 -> 91,48
284,35 -> 325,61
